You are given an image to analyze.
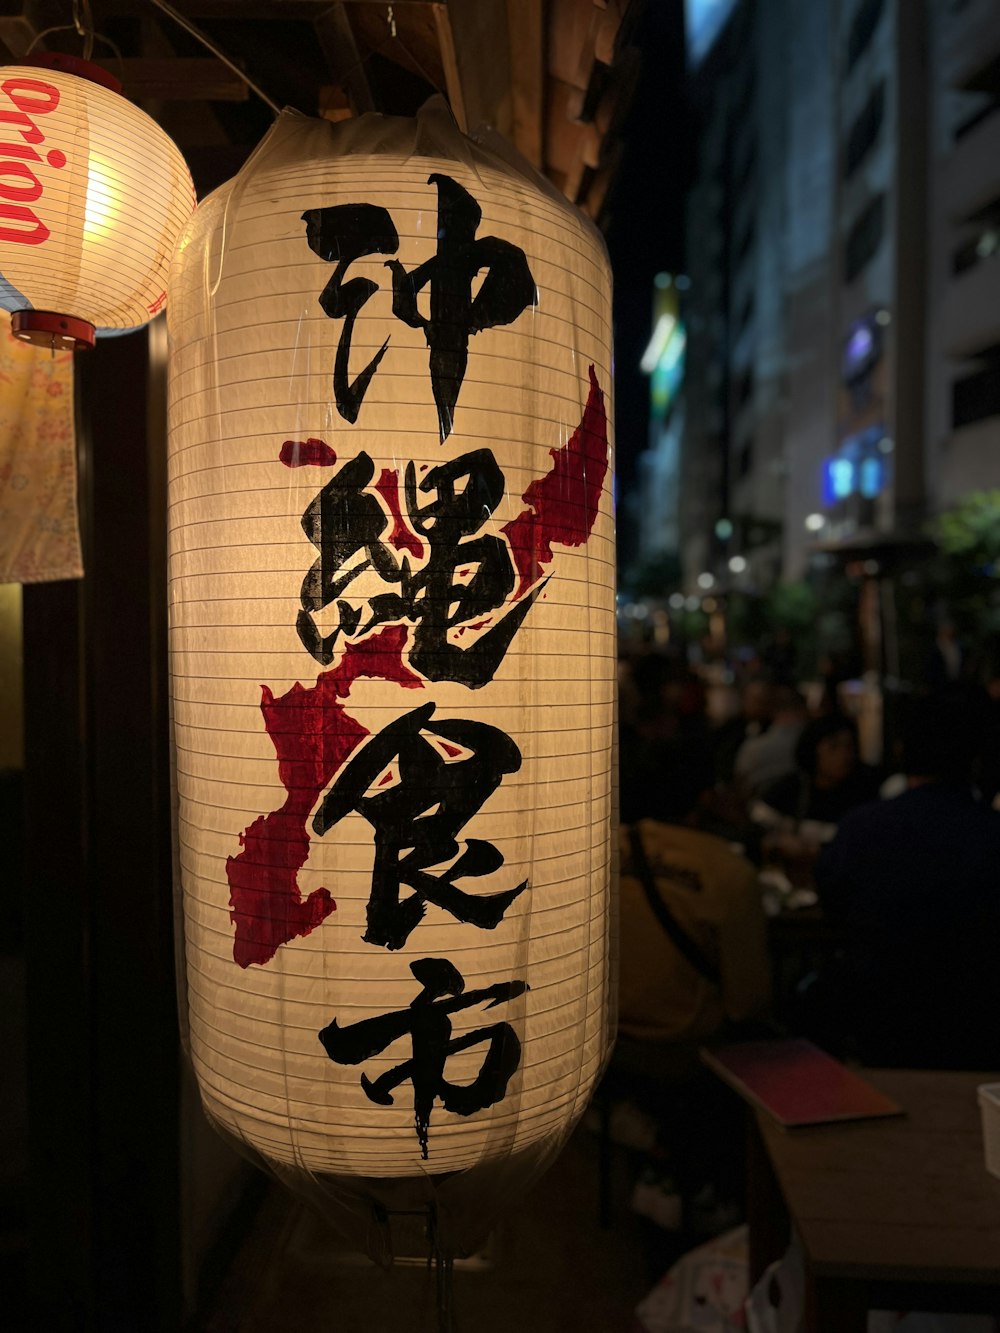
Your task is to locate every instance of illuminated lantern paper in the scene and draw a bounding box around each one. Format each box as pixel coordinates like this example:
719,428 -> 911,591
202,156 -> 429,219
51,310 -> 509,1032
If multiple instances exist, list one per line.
167,101 -> 615,1253
0,55 -> 193,349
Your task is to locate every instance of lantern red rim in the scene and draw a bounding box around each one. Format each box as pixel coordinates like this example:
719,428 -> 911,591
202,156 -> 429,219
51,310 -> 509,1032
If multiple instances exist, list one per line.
21,51 -> 123,96
12,309 -> 95,351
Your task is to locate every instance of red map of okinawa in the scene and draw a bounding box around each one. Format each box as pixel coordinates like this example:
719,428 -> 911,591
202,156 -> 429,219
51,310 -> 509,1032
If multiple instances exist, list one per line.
226,367 -> 608,968
501,364 -> 609,597
226,626 -> 422,967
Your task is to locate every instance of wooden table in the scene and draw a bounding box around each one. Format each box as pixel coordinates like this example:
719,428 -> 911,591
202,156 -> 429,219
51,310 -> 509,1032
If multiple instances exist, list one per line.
747,1068 -> 1000,1330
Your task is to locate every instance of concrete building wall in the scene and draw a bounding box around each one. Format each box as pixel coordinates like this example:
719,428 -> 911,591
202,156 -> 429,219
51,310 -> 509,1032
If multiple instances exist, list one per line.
637,405 -> 684,559
782,0 -> 838,578
665,0 -> 1000,594
831,0 -> 899,535
680,92 -> 731,584
891,0 -> 929,529
731,0 -> 787,563
681,0 -> 832,590
927,0 -> 1000,511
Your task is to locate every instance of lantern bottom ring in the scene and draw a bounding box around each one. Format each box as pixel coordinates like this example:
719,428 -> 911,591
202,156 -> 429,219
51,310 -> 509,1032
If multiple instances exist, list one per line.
12,310 -> 96,352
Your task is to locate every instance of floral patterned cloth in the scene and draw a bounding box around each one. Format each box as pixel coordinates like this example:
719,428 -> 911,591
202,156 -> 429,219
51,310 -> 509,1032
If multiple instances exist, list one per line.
637,1226 -> 749,1332
0,313 -> 81,583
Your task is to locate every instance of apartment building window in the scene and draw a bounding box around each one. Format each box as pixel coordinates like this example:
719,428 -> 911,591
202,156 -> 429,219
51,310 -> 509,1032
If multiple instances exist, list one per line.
738,437 -> 755,478
735,220 -> 755,265
846,0 -> 884,73
736,292 -> 755,336
953,195 -> 1000,275
955,51 -> 1000,140
956,96 -> 999,140
844,82 -> 885,179
734,367 -> 755,410
734,69 -> 756,123
953,345 -> 1000,429
734,144 -> 757,196
844,193 -> 885,283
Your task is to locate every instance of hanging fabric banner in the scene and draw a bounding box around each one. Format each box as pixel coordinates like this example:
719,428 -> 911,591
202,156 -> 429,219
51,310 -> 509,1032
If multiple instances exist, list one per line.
0,312 -> 80,583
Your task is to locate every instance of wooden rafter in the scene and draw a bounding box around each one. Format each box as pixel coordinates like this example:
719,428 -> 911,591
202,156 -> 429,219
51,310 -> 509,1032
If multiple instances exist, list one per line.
0,0 -> 638,224
91,55 -> 248,99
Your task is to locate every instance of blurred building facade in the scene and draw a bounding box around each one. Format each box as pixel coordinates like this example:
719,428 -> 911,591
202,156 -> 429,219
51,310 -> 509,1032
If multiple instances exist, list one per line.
636,273 -> 687,562
639,0 -> 1000,601
927,0 -> 1000,509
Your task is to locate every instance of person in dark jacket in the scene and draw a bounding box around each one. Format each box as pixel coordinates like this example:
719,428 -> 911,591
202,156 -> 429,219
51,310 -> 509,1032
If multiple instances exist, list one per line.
812,695 -> 1000,1068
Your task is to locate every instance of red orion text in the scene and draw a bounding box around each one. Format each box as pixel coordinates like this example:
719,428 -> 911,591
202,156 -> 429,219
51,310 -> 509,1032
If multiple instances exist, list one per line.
0,77 -> 66,247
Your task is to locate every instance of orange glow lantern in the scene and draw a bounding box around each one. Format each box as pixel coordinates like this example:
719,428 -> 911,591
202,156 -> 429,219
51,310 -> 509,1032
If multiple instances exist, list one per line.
0,54 -> 194,350
167,102 -> 615,1257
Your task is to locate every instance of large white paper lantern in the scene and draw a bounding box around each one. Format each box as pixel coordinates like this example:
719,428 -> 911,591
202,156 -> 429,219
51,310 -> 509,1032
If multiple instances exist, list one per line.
0,54 -> 194,349
167,101 -> 614,1248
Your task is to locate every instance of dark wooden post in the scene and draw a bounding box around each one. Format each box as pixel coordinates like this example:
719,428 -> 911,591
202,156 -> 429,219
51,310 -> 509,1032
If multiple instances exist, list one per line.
22,326 -> 180,1332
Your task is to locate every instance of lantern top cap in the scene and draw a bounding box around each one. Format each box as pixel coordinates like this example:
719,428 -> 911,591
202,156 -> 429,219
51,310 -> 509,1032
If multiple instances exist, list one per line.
223,97 -> 606,250
19,51 -> 122,95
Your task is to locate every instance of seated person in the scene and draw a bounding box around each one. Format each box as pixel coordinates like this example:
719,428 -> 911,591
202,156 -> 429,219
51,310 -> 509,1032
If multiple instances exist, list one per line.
733,686 -> 808,802
712,677 -> 773,787
619,657 -> 714,825
811,695 -> 1000,1068
751,713 -> 881,851
616,773 -> 773,1224
618,769 -> 771,1052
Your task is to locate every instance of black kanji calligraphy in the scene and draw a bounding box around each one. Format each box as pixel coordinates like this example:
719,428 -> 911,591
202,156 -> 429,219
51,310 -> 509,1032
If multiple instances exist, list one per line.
313,701 -> 528,950
295,450 -> 403,665
295,449 -> 546,685
303,174 -> 536,440
302,203 -> 399,423
387,173 -> 537,441
318,956 -> 528,1158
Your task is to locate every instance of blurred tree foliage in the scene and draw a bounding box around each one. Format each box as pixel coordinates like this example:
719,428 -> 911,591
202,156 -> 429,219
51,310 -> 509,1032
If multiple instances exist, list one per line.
728,580 -> 822,675
681,607 -> 708,641
623,550 -> 683,599
934,490 -> 1000,567
930,491 -> 1000,644
766,580 -> 819,632
726,590 -> 769,647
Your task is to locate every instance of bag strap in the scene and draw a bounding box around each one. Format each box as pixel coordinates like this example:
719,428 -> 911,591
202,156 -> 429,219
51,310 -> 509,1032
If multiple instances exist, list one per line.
628,824 -> 722,987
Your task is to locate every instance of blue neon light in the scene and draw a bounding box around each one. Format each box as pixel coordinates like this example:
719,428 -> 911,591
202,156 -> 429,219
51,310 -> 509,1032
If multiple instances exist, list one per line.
685,0 -> 738,65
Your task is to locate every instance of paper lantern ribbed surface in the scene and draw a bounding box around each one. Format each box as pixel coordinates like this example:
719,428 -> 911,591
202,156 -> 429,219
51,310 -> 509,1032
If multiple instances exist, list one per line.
0,61 -> 194,346
167,105 -> 615,1186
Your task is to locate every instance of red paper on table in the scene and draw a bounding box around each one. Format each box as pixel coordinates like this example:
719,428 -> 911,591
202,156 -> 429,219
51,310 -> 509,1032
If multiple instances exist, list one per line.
701,1039 -> 904,1128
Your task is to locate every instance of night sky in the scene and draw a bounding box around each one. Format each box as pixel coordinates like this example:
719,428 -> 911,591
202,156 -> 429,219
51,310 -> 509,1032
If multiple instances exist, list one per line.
604,0 -> 691,496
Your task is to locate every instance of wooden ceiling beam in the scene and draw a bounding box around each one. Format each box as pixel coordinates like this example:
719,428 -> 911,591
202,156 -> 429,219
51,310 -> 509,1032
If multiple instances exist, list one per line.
547,0 -> 599,92
0,16 -> 35,60
313,1 -> 375,115
97,0 -> 439,14
431,1 -> 466,131
435,0 -> 512,139
0,0 -> 67,59
506,0 -> 544,168
97,2 -> 347,18
91,56 -> 249,100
